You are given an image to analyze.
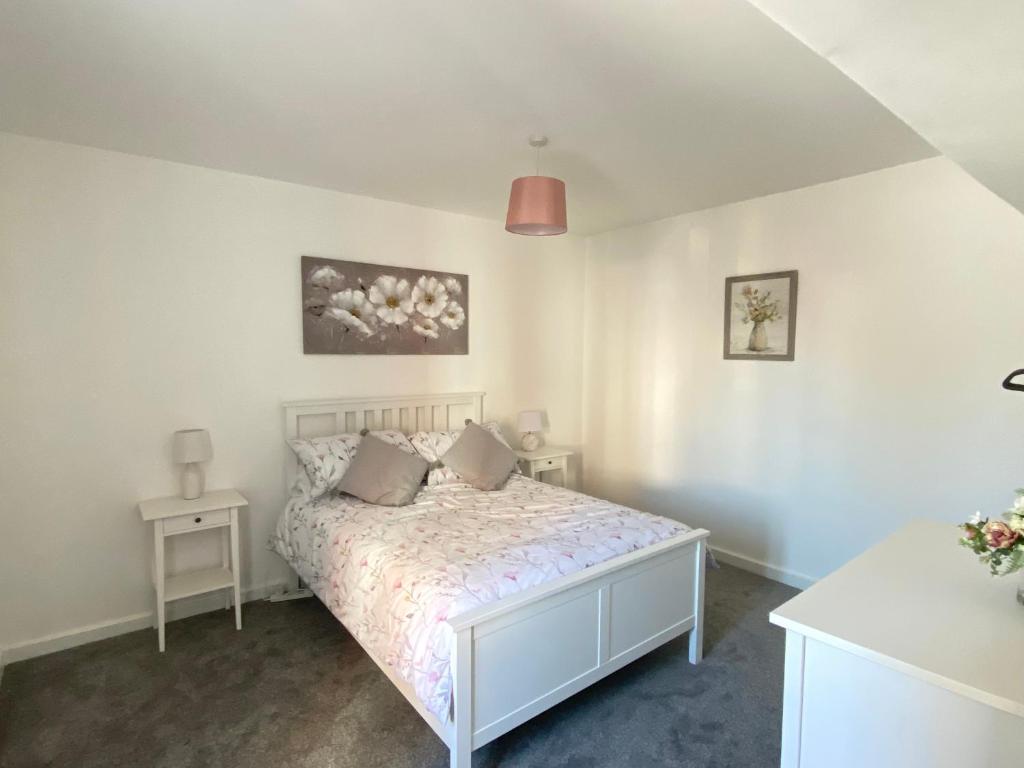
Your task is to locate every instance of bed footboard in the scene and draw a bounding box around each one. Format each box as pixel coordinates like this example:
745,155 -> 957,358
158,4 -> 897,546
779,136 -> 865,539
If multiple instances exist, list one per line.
446,530 -> 709,768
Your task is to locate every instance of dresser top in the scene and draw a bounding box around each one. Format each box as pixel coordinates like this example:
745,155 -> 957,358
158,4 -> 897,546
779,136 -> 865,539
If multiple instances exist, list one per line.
138,488 -> 248,520
514,446 -> 573,461
770,520 -> 1024,717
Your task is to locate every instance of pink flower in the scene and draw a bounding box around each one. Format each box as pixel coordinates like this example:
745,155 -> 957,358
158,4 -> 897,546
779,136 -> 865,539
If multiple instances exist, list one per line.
961,525 -> 976,540
983,520 -> 1019,549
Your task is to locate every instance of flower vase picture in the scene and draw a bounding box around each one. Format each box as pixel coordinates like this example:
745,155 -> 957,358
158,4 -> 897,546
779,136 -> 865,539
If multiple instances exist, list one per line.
723,270 -> 798,361
301,256 -> 468,354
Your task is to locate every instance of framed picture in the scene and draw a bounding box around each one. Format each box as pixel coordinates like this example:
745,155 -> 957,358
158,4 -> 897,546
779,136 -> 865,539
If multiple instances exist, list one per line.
723,270 -> 798,361
301,256 -> 468,355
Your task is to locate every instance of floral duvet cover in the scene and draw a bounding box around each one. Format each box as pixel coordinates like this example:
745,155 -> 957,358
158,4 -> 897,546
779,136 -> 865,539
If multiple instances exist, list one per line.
270,474 -> 690,719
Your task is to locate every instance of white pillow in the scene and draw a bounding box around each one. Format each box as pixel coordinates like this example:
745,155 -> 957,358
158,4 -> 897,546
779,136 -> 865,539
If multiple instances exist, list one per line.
409,421 -> 518,485
288,429 -> 417,499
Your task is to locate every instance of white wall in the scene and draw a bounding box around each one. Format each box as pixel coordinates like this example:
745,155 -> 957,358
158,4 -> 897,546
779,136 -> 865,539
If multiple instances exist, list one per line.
0,133 -> 586,653
582,157 -> 1024,585
5,134 -> 1023,657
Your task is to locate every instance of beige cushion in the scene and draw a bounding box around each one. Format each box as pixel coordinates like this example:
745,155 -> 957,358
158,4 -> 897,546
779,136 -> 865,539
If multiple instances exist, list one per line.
440,422 -> 517,491
409,421 -> 519,485
338,434 -> 428,506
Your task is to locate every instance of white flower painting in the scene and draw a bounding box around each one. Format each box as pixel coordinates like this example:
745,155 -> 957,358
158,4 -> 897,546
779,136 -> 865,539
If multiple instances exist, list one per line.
439,300 -> 465,330
326,289 -> 376,336
308,265 -> 344,292
412,317 -> 440,339
302,256 -> 468,355
412,276 -> 447,318
368,275 -> 414,326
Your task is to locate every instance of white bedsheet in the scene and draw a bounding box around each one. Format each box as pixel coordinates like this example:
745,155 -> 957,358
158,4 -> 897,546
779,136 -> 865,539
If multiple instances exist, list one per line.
269,474 -> 690,719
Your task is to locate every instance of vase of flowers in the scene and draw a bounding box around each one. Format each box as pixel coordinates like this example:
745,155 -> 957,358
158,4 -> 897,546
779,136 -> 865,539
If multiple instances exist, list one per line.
735,284 -> 781,353
749,321 -> 768,352
959,489 -> 1024,606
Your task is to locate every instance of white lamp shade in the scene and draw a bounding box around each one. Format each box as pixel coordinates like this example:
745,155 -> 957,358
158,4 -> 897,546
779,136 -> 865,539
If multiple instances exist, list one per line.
517,410 -> 544,433
173,428 -> 212,464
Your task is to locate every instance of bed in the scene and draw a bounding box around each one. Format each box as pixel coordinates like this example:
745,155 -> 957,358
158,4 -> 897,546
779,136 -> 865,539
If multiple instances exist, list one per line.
274,392 -> 709,768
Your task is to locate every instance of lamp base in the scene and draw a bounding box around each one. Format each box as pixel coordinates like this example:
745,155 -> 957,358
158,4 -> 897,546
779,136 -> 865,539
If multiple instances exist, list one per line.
181,462 -> 205,500
520,432 -> 541,451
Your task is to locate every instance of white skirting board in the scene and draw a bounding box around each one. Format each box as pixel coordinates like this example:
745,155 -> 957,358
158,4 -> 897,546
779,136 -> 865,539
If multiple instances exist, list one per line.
710,545 -> 816,590
0,579 -> 289,668
0,550 -> 809,677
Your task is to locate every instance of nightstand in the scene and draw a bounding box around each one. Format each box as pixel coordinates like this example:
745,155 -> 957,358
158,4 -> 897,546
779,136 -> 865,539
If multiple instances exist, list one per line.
138,488 -> 247,652
515,446 -> 574,488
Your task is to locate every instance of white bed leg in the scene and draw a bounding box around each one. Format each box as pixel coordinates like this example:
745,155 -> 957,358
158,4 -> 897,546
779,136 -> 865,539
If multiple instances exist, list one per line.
450,627 -> 473,768
688,538 -> 706,664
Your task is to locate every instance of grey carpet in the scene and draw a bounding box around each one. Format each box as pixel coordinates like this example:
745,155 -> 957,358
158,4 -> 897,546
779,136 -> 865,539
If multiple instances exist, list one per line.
0,564 -> 796,768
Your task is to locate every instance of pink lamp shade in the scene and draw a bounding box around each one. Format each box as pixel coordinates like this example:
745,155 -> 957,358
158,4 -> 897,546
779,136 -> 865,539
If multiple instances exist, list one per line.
505,176 -> 567,236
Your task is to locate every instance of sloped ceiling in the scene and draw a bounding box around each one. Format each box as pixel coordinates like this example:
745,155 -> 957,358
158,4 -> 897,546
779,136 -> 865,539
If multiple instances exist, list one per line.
747,0 -> 1024,215
0,0 -> 935,234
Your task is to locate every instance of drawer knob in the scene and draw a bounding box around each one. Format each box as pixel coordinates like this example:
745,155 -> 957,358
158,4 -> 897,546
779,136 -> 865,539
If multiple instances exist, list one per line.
194,516 -> 202,524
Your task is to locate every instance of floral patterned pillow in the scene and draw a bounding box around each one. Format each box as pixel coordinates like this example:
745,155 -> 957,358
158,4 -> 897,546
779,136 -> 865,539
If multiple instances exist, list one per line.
288,430 -> 417,499
409,422 -> 518,485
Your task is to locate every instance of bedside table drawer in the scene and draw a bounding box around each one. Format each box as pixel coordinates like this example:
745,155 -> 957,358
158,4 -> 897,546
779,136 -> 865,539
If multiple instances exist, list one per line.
164,508 -> 230,534
534,458 -> 561,470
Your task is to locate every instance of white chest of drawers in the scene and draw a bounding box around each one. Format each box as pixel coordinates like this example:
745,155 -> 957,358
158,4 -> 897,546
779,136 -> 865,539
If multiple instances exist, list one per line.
770,520 -> 1024,768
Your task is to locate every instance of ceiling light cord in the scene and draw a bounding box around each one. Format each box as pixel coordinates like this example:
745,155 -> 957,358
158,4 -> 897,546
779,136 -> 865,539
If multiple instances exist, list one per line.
528,134 -> 548,178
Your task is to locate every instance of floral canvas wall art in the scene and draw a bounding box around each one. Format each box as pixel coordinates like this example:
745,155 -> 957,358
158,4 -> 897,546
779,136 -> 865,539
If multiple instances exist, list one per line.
723,270 -> 798,361
301,256 -> 468,355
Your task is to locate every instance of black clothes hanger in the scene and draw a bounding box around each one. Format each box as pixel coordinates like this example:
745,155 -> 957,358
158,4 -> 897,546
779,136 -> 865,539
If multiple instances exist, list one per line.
1002,369 -> 1024,392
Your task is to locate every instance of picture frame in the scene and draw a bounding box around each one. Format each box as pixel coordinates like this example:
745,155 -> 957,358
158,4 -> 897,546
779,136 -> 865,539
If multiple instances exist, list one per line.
301,255 -> 469,355
723,270 -> 798,361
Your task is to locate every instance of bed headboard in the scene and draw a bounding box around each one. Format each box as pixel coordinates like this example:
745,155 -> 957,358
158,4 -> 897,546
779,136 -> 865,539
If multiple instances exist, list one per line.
282,391 -> 485,490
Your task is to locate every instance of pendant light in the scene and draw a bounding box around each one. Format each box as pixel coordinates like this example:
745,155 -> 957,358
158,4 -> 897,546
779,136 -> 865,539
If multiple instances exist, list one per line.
505,136 -> 567,236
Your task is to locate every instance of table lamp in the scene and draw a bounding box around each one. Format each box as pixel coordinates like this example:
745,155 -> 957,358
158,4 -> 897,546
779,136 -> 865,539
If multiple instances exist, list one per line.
517,411 -> 544,451
173,428 -> 212,500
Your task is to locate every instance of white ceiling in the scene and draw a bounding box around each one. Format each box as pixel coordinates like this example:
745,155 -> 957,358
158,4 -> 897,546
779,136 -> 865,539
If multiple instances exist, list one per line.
748,0 -> 1024,216
0,0 -> 935,234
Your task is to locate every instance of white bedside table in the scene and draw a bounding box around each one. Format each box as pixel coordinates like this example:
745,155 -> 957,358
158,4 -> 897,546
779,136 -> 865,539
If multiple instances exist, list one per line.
514,446 -> 574,488
138,488 -> 247,652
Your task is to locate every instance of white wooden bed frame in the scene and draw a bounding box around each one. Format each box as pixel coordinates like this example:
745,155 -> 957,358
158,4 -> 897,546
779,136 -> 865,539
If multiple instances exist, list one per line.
283,391 -> 709,768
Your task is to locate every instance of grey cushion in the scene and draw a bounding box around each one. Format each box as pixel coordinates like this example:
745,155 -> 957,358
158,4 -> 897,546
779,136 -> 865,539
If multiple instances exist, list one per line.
338,434 -> 428,506
441,422 -> 518,491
